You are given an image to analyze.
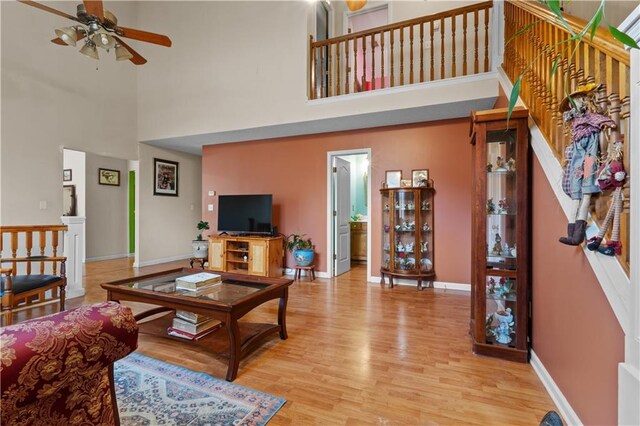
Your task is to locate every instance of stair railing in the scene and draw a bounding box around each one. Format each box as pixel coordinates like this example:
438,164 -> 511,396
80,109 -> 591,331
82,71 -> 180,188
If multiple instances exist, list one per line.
503,0 -> 632,272
309,1 -> 493,100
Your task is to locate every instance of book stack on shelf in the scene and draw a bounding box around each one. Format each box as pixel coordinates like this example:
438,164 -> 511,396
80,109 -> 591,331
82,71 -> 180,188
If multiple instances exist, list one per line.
168,310 -> 222,340
167,272 -> 223,340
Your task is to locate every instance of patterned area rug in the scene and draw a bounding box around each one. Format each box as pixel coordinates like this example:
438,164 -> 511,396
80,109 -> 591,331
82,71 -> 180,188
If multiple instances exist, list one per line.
114,353 -> 286,426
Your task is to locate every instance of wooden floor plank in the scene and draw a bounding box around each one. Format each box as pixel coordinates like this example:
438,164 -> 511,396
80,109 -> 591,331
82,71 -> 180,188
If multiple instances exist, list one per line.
15,258 -> 558,424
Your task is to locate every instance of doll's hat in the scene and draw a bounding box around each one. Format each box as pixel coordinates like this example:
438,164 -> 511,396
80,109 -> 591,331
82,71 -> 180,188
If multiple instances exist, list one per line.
559,83 -> 601,112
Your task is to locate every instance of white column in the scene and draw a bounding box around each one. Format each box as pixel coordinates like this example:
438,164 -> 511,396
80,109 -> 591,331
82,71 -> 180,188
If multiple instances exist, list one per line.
61,216 -> 86,299
617,7 -> 640,426
491,0 -> 505,72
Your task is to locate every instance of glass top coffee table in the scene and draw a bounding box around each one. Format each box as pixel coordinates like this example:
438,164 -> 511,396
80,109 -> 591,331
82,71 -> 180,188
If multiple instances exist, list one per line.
101,267 -> 293,381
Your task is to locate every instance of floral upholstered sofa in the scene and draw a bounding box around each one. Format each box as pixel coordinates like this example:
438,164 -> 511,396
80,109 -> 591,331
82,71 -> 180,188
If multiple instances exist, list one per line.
0,302 -> 138,426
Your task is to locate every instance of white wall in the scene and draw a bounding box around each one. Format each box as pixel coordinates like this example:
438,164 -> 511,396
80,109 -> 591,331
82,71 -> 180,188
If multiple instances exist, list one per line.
85,153 -> 129,260
136,1 -> 496,143
0,1 -> 138,225
63,149 -> 86,217
138,143 -> 202,265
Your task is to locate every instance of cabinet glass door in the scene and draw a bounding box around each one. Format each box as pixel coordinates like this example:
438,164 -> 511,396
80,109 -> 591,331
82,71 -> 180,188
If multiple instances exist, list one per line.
394,190 -> 416,272
418,189 -> 433,274
485,129 -> 518,346
382,191 -> 391,270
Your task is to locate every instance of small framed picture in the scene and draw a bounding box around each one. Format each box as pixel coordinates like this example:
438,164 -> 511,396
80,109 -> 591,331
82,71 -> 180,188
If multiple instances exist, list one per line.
154,158 -> 179,196
385,170 -> 402,188
412,169 -> 429,187
98,168 -> 120,186
63,169 -> 72,182
400,179 -> 412,188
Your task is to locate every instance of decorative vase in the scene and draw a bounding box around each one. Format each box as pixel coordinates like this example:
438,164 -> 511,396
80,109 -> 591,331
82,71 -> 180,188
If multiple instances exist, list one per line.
293,249 -> 314,266
192,240 -> 208,259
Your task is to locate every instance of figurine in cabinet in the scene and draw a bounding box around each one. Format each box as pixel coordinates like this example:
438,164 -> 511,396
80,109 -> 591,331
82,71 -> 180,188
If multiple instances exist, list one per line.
407,201 -> 415,210
486,163 -> 493,172
421,200 -> 430,210
396,241 -> 404,252
422,222 -> 430,232
498,199 -> 509,214
421,241 -> 428,252
495,156 -> 506,171
487,198 -> 496,214
507,157 -> 516,172
405,242 -> 414,252
492,233 -> 503,255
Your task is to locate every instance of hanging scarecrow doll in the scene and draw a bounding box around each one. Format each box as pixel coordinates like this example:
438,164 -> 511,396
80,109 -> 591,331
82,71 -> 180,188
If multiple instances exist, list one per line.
559,83 -> 615,246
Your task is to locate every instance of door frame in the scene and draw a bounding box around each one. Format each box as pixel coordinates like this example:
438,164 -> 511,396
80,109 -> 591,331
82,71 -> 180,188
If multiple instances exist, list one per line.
326,148 -> 372,281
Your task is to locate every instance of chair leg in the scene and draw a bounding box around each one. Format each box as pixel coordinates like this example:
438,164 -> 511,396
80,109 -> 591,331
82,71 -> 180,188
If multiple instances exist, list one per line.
60,285 -> 66,311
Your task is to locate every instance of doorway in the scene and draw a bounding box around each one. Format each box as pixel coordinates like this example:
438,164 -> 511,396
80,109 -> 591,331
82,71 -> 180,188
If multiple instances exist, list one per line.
326,149 -> 372,281
346,4 -> 389,91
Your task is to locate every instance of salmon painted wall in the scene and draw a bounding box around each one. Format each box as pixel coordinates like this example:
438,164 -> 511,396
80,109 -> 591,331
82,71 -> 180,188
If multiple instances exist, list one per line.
531,157 -> 624,425
202,119 -> 472,284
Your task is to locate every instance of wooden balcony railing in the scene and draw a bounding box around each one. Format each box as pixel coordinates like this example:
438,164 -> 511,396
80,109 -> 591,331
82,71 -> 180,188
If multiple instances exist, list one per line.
309,1 -> 493,100
503,0 -> 632,272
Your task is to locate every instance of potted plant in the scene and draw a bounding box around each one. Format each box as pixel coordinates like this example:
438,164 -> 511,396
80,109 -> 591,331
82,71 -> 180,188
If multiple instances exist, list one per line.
192,220 -> 210,259
286,233 -> 314,266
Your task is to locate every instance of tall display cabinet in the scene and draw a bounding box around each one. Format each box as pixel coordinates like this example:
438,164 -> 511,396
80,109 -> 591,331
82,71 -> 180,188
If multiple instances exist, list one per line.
380,186 -> 434,290
469,107 -> 530,362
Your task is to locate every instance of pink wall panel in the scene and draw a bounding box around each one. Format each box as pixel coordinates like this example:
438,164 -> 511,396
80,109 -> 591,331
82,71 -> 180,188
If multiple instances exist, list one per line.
202,119 -> 472,284
531,156 -> 624,425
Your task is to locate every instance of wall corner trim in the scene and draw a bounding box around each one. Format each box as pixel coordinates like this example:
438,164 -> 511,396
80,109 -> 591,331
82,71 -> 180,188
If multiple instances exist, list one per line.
531,350 -> 583,426
497,67 -> 631,335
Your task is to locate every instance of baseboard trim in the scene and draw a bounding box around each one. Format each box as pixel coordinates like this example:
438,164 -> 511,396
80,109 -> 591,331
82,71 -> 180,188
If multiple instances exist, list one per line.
85,253 -> 130,262
137,254 -> 192,268
530,350 -> 582,426
283,268 -> 330,279
66,288 -> 85,299
369,275 -> 470,291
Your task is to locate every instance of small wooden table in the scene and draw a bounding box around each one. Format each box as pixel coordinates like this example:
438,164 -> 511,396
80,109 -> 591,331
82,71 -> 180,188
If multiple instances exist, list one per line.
101,268 -> 292,381
189,257 -> 207,269
294,265 -> 315,281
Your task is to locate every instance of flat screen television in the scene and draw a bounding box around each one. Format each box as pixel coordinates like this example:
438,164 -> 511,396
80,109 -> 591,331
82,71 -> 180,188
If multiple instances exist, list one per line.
217,194 -> 273,235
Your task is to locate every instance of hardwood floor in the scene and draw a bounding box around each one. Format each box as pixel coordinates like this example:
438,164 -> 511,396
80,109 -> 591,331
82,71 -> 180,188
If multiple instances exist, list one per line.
18,258 -> 557,424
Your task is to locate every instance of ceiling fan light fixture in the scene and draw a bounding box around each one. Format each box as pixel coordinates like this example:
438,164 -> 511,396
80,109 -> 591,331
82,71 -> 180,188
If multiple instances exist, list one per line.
54,26 -> 77,46
115,44 -> 133,61
92,32 -> 116,49
79,41 -> 99,60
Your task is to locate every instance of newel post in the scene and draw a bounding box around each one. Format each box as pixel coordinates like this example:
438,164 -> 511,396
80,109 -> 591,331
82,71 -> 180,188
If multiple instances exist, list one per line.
61,216 -> 86,298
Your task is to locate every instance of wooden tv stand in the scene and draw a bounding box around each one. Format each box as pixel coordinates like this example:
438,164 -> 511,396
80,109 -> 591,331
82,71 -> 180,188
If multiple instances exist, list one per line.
208,235 -> 283,277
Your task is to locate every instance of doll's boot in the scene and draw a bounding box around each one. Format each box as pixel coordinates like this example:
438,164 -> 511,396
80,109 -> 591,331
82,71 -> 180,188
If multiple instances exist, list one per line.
559,223 -> 574,243
586,236 -> 603,251
597,240 -> 622,256
559,220 -> 586,246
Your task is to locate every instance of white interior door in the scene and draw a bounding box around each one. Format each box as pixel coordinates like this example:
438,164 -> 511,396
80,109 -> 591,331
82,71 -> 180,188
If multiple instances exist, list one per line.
334,157 -> 351,276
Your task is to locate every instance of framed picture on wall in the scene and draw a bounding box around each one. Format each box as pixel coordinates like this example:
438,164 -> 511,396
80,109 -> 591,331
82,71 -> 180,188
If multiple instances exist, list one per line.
385,170 -> 402,188
412,169 -> 429,187
98,168 -> 120,186
63,185 -> 77,216
63,169 -> 72,182
153,158 -> 179,196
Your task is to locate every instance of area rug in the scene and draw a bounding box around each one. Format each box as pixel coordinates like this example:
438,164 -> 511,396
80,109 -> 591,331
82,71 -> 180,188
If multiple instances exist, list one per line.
114,352 -> 286,426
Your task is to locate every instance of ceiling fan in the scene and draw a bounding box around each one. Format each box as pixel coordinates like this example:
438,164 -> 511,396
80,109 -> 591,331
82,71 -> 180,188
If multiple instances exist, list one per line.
19,0 -> 172,65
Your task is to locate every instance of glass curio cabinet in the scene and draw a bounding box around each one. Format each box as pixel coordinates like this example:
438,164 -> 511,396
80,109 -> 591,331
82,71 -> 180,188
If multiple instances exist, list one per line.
470,107 -> 530,363
380,185 -> 434,290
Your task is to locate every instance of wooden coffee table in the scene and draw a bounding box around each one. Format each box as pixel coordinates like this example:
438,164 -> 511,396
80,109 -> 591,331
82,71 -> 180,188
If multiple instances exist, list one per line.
101,267 -> 292,381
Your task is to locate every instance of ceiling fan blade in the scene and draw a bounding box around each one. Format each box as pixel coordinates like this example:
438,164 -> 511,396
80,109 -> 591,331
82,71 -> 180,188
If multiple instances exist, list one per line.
117,26 -> 172,47
83,0 -> 104,21
113,36 -> 147,65
18,1 -> 80,22
51,38 -> 67,45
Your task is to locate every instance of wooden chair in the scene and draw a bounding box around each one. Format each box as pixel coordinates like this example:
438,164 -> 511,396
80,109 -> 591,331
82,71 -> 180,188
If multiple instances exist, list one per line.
0,225 -> 68,326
